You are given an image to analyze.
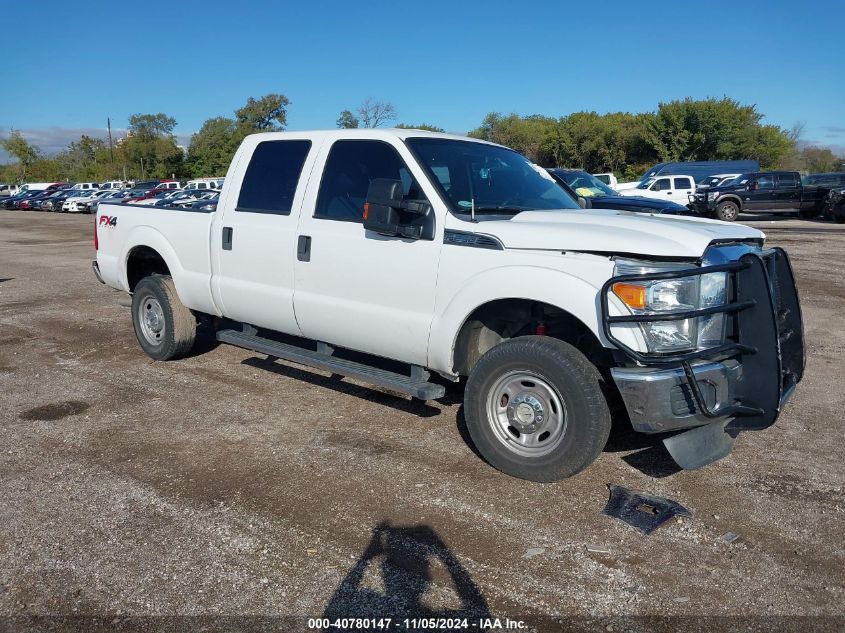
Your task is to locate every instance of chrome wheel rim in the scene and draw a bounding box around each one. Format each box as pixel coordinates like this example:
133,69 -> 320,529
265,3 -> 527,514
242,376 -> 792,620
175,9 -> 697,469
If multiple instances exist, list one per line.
723,204 -> 737,219
138,295 -> 166,346
486,371 -> 567,458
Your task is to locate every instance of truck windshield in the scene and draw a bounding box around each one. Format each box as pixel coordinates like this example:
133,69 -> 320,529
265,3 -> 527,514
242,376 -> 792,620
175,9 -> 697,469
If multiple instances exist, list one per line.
636,178 -> 655,190
405,137 -> 579,217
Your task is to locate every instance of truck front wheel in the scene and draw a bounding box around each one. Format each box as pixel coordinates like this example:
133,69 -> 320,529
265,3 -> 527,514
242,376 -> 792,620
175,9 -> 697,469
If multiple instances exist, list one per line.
463,336 -> 611,482
131,275 -> 197,361
716,200 -> 739,222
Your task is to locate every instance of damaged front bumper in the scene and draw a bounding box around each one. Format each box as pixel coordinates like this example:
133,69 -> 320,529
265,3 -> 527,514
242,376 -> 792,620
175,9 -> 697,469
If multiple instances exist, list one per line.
603,246 -> 805,469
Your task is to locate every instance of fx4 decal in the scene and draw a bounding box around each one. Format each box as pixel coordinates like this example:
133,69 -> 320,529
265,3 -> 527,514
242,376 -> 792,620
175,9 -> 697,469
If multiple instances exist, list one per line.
99,215 -> 117,227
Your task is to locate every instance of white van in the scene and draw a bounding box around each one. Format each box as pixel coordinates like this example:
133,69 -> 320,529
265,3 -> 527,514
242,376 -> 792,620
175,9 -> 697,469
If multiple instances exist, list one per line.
186,179 -> 222,190
19,182 -> 58,193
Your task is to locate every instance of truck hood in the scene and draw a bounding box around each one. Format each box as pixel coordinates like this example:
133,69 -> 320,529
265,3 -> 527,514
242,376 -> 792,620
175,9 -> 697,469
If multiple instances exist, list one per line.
473,208 -> 764,258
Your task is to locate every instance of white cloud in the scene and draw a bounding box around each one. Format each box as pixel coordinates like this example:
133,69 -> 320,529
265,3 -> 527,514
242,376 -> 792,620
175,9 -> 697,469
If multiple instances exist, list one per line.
0,126 -> 193,162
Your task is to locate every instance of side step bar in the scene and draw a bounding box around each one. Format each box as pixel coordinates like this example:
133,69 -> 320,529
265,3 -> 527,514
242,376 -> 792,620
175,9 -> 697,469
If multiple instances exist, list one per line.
216,328 -> 446,400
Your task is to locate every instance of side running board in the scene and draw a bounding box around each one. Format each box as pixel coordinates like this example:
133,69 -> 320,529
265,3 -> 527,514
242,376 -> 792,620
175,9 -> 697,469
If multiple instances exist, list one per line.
216,328 -> 446,401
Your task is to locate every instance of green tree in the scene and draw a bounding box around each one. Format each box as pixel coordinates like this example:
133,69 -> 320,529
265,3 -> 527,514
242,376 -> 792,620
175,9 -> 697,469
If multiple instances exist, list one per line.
235,94 -> 290,133
336,110 -> 360,129
128,113 -> 177,139
1,129 -> 41,181
800,146 -> 841,173
469,113 -> 556,163
396,123 -> 445,132
120,112 -> 185,179
643,97 -> 794,166
185,117 -> 239,177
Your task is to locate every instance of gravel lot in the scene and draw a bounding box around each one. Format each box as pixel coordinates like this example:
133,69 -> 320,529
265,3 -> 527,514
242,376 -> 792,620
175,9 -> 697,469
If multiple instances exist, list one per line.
0,210 -> 843,632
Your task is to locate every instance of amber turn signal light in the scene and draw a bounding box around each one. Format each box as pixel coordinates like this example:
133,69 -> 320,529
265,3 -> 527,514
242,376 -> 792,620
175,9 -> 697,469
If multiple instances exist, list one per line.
612,282 -> 647,310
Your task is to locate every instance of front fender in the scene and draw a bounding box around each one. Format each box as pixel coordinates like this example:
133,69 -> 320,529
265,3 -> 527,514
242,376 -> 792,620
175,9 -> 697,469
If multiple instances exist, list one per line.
427,264 -> 642,375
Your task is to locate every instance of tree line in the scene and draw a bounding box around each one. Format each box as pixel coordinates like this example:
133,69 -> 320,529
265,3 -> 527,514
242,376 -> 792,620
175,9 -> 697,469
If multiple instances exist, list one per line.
1,96 -> 841,185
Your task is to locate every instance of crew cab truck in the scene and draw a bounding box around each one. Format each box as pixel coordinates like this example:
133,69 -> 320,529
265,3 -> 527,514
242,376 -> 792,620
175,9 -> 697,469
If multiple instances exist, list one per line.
689,171 -> 829,221
93,130 -> 805,482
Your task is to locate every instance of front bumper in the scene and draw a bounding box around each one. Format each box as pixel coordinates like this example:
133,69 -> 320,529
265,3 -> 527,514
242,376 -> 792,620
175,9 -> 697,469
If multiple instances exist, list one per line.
604,246 -> 805,468
611,360 -> 742,433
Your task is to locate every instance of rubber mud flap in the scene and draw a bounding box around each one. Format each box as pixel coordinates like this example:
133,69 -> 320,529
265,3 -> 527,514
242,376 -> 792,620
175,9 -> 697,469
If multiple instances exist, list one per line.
662,419 -> 737,470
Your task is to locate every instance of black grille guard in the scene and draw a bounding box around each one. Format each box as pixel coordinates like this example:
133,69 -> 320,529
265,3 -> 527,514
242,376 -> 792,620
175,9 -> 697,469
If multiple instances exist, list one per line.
601,248 -> 805,430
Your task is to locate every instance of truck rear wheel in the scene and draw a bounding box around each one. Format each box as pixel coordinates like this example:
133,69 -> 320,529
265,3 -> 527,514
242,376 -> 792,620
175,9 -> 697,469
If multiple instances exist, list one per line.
463,336 -> 611,482
716,200 -> 739,222
131,275 -> 196,360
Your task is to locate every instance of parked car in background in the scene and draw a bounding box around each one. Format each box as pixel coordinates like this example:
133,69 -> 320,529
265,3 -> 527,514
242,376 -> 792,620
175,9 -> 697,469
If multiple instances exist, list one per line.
168,189 -> 217,207
99,181 -> 127,190
89,191 -> 132,214
0,184 -> 20,196
548,169 -> 692,215
688,171 -> 830,221
616,160 -> 760,191
38,189 -> 75,212
185,178 -> 222,190
592,173 -> 618,189
697,174 -> 740,189
135,190 -> 183,206
132,180 -> 161,191
62,190 -> 98,212
70,182 -> 100,191
4,190 -> 44,209
826,188 -> 845,223
190,191 -> 220,211
618,174 -> 696,202
67,190 -> 114,213
153,180 -> 184,192
18,182 -> 62,194
20,190 -> 58,210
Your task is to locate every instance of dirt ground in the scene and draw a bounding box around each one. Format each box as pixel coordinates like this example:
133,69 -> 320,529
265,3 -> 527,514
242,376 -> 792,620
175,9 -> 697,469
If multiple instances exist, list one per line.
0,210 -> 843,632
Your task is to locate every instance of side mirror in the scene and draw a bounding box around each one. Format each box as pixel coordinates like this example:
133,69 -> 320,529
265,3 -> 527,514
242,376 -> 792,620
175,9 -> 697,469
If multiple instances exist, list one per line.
577,195 -> 592,209
363,178 -> 431,239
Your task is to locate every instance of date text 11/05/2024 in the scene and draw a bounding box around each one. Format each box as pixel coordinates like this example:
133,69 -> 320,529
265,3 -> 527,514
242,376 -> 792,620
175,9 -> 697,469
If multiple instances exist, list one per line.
307,617 -> 527,630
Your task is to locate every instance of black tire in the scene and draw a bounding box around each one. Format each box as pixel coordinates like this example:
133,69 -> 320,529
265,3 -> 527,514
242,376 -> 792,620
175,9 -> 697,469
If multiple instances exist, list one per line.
835,216 -> 845,225
716,200 -> 739,222
131,275 -> 196,360
463,336 -> 611,482
799,206 -> 819,220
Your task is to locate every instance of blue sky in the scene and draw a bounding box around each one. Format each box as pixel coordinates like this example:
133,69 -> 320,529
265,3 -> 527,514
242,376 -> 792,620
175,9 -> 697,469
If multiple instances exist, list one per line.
1,0 -> 844,158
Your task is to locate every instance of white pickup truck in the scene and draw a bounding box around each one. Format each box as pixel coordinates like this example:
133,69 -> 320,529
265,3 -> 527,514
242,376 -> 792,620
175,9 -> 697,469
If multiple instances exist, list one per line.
93,129 -> 805,482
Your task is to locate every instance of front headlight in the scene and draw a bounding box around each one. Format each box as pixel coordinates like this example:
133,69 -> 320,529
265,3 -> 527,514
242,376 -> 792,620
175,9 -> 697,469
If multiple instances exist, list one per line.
610,260 -> 727,353
707,192 -> 719,201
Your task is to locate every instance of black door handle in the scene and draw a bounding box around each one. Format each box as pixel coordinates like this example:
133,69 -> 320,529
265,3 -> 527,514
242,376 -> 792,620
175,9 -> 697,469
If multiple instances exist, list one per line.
297,235 -> 311,262
222,226 -> 233,250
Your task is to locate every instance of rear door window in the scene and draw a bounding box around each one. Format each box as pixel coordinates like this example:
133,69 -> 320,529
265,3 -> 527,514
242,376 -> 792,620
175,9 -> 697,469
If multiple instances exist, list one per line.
674,177 -> 692,189
776,173 -> 798,188
236,139 -> 312,215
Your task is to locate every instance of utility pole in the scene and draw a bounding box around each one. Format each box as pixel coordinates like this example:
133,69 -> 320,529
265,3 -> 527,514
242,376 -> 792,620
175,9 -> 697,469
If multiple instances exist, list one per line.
107,117 -> 114,169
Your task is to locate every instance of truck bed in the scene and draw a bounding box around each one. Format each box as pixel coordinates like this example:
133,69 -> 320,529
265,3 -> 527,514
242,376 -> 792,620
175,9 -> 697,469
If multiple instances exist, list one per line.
95,203 -> 219,315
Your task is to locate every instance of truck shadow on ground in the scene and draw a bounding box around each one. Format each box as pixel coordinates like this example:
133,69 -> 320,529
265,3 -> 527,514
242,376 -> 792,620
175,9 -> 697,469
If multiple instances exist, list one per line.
604,421 -> 682,478
0,277 -> 12,284
322,522 -> 493,632
240,356 -> 462,418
